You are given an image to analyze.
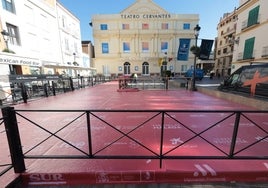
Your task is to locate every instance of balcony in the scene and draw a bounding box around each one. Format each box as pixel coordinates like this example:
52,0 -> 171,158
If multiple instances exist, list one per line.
237,51 -> 255,61
241,15 -> 260,31
262,46 -> 268,58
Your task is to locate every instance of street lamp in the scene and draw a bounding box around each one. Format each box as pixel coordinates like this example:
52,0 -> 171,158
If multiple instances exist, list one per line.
1,30 -> 10,50
192,24 -> 201,91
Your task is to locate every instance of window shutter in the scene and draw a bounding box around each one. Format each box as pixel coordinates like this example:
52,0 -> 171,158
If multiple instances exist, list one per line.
247,6 -> 260,27
243,37 -> 255,59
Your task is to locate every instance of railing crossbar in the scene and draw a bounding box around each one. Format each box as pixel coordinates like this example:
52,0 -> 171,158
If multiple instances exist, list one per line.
89,111 -> 161,157
163,112 -> 236,157
232,112 -> 268,156
16,111 -> 90,157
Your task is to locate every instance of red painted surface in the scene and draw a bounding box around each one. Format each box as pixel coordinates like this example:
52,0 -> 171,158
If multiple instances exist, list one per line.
2,81 -> 268,186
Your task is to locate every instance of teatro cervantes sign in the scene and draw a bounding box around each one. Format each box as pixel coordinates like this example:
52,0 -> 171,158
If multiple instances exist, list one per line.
121,14 -> 171,19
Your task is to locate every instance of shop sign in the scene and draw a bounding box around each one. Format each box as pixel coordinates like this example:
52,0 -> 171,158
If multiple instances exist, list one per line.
0,53 -> 41,67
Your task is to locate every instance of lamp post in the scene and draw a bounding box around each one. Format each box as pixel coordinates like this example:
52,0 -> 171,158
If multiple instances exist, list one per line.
1,30 -> 10,50
191,24 -> 201,91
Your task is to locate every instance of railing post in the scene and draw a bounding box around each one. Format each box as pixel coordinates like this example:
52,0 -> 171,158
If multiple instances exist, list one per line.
86,111 -> 93,157
69,77 -> 74,91
159,111 -> 165,168
52,81 -> 56,96
43,83 -> 48,97
229,112 -> 241,158
165,77 -> 168,90
2,107 -> 25,173
20,83 -> 27,103
62,80 -> 66,93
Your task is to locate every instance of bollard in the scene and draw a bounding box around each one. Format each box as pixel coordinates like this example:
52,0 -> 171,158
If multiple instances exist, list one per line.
2,107 -> 26,173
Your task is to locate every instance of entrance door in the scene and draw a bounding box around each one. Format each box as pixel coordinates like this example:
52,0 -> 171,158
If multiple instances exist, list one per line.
124,62 -> 131,75
142,62 -> 149,75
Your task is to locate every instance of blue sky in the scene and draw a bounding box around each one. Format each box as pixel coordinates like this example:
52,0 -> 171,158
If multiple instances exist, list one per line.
59,0 -> 239,43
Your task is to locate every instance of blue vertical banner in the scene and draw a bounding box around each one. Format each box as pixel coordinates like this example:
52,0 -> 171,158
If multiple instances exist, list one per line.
177,38 -> 190,61
199,39 -> 214,60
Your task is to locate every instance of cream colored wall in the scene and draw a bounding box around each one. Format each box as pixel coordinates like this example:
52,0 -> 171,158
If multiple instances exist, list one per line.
215,11 -> 237,76
92,13 -> 199,76
232,0 -> 268,72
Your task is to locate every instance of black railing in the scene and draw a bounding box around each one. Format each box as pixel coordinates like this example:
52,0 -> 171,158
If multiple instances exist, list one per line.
0,75 -> 114,105
2,107 -> 268,174
1,75 -> 190,105
118,76 -> 190,90
0,116 -> 13,177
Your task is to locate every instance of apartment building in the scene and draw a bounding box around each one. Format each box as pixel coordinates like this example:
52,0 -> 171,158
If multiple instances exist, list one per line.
0,0 -> 92,77
91,0 -> 199,76
232,0 -> 268,72
0,0 -> 61,76
0,0 -> 92,100
215,10 -> 238,77
56,2 -> 92,77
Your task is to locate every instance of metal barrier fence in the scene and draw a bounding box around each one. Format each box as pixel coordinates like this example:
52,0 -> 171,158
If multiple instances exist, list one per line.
1,107 -> 268,174
0,116 -> 13,177
0,75 -> 114,105
118,76 -> 190,90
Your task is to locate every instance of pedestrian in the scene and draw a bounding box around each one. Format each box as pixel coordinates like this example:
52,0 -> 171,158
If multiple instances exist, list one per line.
210,71 -> 214,79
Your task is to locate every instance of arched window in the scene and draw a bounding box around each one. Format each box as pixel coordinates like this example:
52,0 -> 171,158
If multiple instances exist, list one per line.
124,62 -> 131,75
142,62 -> 149,75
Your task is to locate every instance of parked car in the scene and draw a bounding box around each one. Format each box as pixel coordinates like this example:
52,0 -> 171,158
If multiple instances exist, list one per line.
184,68 -> 204,80
218,64 -> 268,97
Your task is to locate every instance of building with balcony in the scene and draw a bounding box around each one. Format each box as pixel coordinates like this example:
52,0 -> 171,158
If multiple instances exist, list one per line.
0,0 -> 93,101
90,0 -> 199,77
215,10 -> 238,77
0,0 -> 61,76
232,0 -> 268,72
56,2 -> 93,77
0,0 -> 94,77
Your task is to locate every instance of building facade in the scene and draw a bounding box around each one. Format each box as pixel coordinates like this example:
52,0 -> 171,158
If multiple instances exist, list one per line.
81,40 -> 96,76
56,2 -> 93,77
232,0 -> 268,72
0,0 -> 93,101
91,0 -> 199,77
0,0 -> 94,77
215,10 -> 238,77
0,0 -> 60,76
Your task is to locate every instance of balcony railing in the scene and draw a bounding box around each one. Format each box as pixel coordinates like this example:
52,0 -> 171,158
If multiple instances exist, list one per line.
262,46 -> 268,57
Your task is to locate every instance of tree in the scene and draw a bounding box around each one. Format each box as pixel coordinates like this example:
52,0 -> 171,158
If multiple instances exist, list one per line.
190,45 -> 200,57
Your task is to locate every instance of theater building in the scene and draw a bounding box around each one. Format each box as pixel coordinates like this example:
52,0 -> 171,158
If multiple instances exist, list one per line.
91,0 -> 199,77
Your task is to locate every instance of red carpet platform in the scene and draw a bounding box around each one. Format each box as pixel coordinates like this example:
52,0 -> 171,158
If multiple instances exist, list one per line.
1,81 -> 268,187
